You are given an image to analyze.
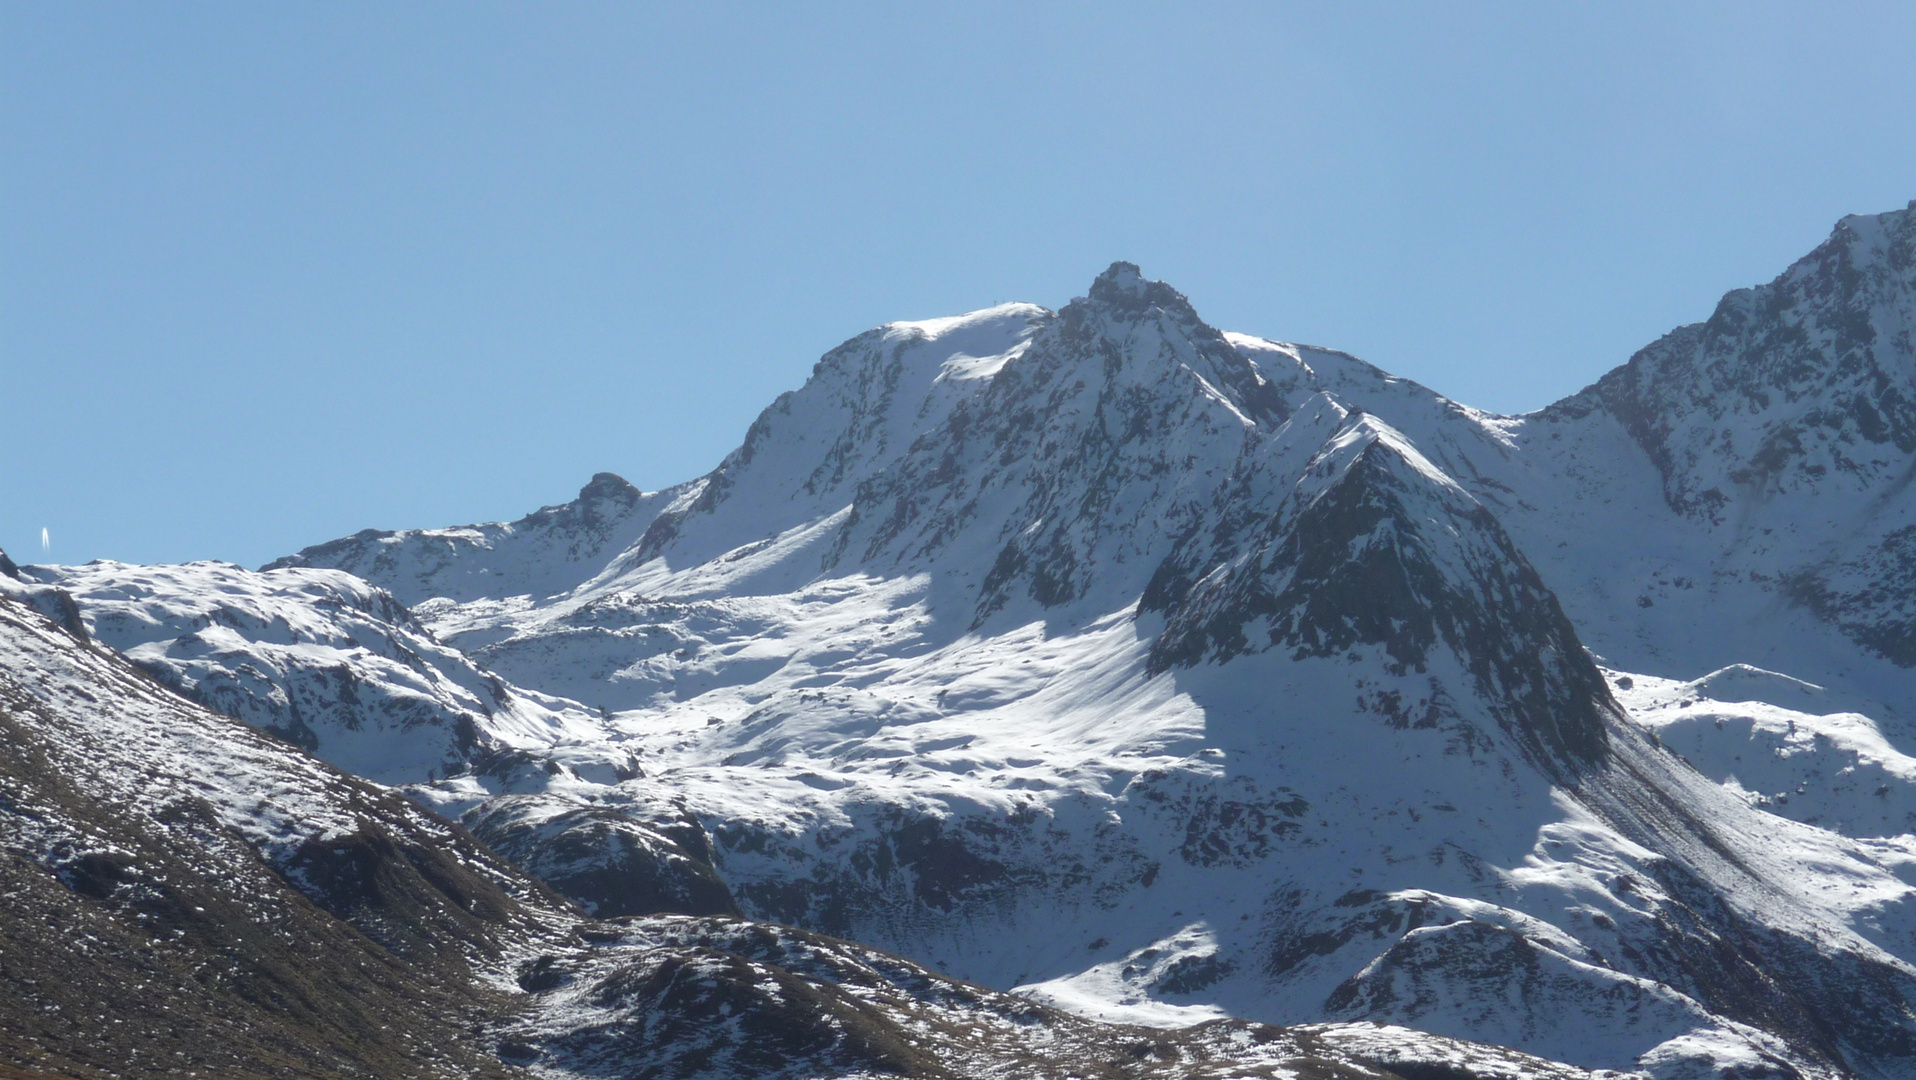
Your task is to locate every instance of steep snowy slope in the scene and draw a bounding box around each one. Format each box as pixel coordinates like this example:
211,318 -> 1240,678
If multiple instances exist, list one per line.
262,252 -> 1916,1076
1551,201 -> 1916,700
1221,203 -> 1916,722
0,591 -> 1613,1080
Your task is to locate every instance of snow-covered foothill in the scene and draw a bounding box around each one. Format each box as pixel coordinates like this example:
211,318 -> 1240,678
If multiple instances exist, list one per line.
1613,665 -> 1916,840
266,471 -> 677,607
1,558 -> 612,785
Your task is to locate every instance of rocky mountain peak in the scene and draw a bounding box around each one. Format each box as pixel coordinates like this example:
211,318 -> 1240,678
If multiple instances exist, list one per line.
631,265 -> 1298,581
1081,259 -> 1196,319
1564,203 -> 1916,519
578,471 -> 641,506
1054,262 -> 1242,384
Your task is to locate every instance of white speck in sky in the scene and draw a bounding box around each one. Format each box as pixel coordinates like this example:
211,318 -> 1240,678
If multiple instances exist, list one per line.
41,527 -> 49,552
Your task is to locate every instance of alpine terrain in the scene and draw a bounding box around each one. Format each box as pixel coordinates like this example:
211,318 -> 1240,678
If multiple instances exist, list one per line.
5,200 -> 1915,1078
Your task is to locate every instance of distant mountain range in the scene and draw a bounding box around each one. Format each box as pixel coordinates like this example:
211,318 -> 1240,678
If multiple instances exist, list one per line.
5,200 -> 1914,1079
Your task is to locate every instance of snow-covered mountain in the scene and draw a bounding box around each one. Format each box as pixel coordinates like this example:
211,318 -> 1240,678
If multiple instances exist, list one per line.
12,201 -> 1916,1077
0,590 -> 1618,1079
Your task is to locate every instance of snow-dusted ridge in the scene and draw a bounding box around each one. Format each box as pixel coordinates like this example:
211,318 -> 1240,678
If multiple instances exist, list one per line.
2,558 -> 619,785
13,203 -> 1916,1078
268,470 -> 680,607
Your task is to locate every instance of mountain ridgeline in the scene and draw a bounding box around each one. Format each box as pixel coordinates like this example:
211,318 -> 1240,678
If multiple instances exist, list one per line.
15,201 -> 1916,1078
606,262 -> 1618,779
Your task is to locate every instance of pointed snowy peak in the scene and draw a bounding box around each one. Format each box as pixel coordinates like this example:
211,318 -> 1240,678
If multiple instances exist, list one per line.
0,546 -> 17,579
1052,262 -> 1289,429
802,264 -> 1318,617
635,265 -> 1294,586
631,302 -> 1052,567
1151,413 -> 1614,775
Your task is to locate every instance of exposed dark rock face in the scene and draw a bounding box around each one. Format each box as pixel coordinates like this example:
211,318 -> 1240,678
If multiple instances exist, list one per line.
465,794 -> 739,918
25,587 -> 88,644
1149,418 -> 1613,776
502,916 -> 1609,1080
704,796 -> 1101,941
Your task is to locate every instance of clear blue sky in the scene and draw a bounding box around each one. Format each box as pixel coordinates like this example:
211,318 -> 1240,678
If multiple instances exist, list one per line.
5,2 -> 1914,569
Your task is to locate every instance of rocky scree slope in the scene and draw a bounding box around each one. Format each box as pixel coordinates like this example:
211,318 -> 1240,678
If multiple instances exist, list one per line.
0,593 -> 555,1078
0,591 -> 1625,1080
260,241 -> 1916,1077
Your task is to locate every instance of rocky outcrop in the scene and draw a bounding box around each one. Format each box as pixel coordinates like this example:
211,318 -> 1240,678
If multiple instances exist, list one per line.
464,794 -> 739,919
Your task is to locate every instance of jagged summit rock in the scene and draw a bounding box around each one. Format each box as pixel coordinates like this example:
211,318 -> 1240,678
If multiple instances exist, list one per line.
580,470 -> 641,501
1084,258 -> 1194,313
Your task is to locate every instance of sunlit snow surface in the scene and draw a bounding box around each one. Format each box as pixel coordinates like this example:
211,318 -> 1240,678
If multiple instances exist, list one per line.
4,559 -> 611,785
408,563 -> 1915,1074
